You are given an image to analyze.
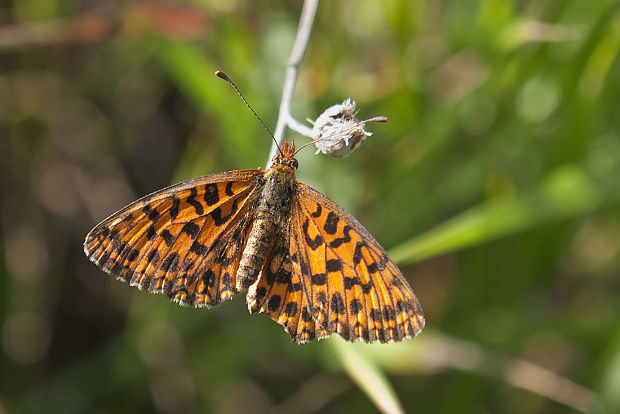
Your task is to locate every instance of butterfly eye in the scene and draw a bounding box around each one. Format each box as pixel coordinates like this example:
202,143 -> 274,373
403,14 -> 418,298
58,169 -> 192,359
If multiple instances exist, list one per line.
292,158 -> 299,169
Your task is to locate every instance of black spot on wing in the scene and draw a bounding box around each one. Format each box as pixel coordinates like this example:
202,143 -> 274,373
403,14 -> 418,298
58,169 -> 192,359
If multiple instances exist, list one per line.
361,282 -> 373,294
310,204 -> 322,218
369,308 -> 382,321
353,242 -> 364,265
367,255 -> 387,274
331,293 -> 345,315
350,299 -> 362,313
144,205 -> 161,222
147,249 -> 159,264
160,229 -> 174,247
128,249 -> 139,262
311,273 -> 327,285
299,260 -> 310,276
203,269 -> 217,287
221,272 -> 233,288
326,259 -> 342,273
301,307 -> 313,322
212,199 -> 239,226
225,182 -> 234,196
275,268 -> 292,284
383,306 -> 396,321
344,276 -> 374,294
170,196 -> 180,220
302,219 -> 323,250
323,212 -> 339,235
146,224 -> 157,240
186,187 -> 204,215
97,227 -> 110,238
204,183 -> 219,206
284,302 -> 298,317
181,222 -> 200,238
161,252 -> 179,273
391,276 -> 403,288
190,241 -> 208,255
344,276 -> 360,290
329,225 -> 351,248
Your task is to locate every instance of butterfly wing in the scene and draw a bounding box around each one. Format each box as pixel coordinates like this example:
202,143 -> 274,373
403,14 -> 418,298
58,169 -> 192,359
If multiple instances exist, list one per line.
84,169 -> 263,307
287,182 -> 425,343
246,234 -> 321,343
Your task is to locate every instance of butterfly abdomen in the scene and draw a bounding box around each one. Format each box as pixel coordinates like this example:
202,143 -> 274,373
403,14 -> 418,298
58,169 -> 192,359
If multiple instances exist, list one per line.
236,166 -> 297,291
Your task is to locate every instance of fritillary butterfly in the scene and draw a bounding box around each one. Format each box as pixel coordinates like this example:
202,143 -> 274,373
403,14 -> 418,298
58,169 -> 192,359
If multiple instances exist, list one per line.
84,140 -> 425,343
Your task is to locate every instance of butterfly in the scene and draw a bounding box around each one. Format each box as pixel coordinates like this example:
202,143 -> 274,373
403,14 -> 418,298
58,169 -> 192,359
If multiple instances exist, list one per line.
85,139 -> 424,344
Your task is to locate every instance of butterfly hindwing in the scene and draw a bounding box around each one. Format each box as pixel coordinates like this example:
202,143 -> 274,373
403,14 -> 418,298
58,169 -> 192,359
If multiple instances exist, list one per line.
84,169 -> 263,307
246,233 -> 321,343
289,182 -> 425,343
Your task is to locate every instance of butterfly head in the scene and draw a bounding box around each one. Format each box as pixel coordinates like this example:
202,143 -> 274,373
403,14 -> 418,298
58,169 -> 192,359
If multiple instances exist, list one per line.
271,140 -> 299,170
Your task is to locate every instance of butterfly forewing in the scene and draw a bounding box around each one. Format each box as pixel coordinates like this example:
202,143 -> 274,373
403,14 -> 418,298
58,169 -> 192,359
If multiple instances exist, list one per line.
84,170 -> 263,306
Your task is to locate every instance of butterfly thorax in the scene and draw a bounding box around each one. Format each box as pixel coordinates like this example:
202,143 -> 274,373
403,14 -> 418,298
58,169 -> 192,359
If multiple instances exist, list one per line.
235,142 -> 298,291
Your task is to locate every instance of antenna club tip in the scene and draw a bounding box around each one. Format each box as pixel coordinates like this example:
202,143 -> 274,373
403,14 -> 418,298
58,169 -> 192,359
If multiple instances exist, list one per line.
215,71 -> 229,81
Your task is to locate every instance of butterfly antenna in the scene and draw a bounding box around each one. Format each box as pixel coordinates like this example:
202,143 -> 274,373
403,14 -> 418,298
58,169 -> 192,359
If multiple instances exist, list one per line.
293,116 -> 388,155
215,71 -> 282,155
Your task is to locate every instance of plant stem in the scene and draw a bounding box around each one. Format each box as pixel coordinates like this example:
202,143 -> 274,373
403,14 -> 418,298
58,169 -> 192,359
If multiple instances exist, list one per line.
267,0 -> 319,167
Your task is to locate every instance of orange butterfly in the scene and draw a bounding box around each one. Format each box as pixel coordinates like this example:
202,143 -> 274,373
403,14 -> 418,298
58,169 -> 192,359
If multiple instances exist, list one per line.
84,141 -> 424,343
85,73 -> 424,343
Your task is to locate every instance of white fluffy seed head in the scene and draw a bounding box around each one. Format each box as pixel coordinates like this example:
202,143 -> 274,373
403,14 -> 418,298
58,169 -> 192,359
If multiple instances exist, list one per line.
311,99 -> 381,158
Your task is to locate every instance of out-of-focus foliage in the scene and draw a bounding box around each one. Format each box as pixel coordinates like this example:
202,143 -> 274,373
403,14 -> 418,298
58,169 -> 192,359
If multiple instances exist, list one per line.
1,1 -> 619,413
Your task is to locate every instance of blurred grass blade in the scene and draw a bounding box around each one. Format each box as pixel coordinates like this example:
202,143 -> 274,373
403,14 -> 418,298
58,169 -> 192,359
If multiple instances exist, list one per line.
152,37 -> 216,115
152,36 -> 262,166
356,332 -> 598,413
330,339 -> 404,414
390,164 -> 618,265
599,325 -> 620,412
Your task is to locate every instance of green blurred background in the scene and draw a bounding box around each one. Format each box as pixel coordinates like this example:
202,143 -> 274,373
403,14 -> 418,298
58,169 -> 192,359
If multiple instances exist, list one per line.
1,1 -> 619,413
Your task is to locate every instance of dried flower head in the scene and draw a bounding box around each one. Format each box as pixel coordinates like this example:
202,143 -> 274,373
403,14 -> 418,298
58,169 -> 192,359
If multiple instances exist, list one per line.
310,99 -> 387,158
